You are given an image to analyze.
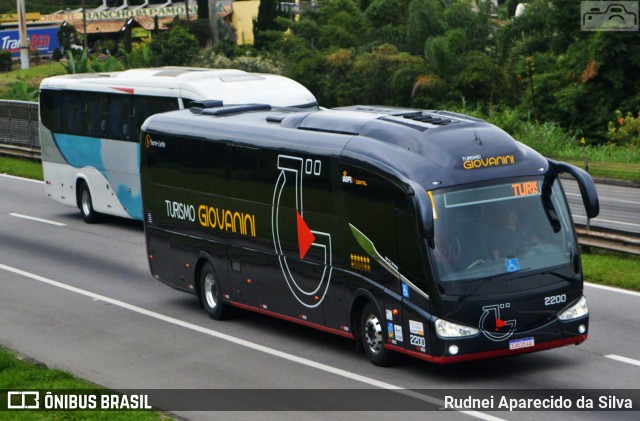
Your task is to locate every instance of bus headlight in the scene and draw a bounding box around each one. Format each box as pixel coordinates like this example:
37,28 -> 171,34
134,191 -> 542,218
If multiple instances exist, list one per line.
558,296 -> 588,321
435,318 -> 479,338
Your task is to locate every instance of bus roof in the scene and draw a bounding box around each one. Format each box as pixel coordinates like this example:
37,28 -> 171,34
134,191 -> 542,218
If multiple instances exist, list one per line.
143,104 -> 550,190
39,67 -> 318,108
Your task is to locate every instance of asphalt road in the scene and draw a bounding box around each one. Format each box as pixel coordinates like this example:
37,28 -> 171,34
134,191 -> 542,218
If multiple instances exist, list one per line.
561,178 -> 640,235
1,174 -> 639,420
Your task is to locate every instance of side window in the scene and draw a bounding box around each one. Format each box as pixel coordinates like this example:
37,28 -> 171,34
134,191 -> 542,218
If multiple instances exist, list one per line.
86,94 -> 107,138
133,96 -> 154,142
156,97 -> 180,114
342,165 -> 398,279
107,94 -> 132,141
39,90 -> 62,132
343,165 -> 428,291
133,96 -> 180,142
183,138 -> 230,196
181,97 -> 196,109
230,145 -> 272,204
146,134 -> 182,187
63,91 -> 85,135
395,201 -> 428,290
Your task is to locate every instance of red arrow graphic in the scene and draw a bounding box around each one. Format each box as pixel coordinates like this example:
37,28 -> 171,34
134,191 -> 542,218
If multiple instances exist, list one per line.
297,211 -> 316,260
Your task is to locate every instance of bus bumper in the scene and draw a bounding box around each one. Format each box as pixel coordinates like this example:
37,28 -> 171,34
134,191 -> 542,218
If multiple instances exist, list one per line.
386,317 -> 588,364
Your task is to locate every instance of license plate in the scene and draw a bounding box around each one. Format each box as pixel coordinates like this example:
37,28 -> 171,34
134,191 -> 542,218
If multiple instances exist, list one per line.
509,337 -> 535,350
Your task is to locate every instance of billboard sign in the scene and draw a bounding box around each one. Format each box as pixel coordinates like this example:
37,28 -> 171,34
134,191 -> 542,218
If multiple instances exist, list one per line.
0,26 -> 60,58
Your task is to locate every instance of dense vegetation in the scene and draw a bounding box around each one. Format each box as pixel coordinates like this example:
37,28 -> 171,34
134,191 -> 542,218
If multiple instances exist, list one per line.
256,0 -> 640,147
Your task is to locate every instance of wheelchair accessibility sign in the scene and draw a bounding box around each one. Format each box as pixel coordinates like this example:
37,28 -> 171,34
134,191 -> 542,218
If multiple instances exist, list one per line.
581,1 -> 639,31
505,258 -> 520,273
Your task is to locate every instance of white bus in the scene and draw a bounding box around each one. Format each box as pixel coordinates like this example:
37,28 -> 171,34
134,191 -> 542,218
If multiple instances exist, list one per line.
39,67 -> 318,222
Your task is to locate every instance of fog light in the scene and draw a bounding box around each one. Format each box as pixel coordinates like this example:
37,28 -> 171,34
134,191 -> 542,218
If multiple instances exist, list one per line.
449,345 -> 459,355
578,324 -> 586,334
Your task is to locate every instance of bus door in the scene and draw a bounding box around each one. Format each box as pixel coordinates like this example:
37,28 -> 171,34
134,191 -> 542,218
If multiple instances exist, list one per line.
394,202 -> 432,356
341,165 -> 407,331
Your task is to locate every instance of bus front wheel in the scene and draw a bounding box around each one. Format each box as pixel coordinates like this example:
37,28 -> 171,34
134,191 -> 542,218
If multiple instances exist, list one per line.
360,303 -> 391,366
200,262 -> 227,320
78,182 -> 98,223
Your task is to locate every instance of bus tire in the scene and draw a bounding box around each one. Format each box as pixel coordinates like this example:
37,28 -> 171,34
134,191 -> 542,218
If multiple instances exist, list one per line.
200,262 -> 227,320
78,182 -> 99,223
360,302 -> 391,366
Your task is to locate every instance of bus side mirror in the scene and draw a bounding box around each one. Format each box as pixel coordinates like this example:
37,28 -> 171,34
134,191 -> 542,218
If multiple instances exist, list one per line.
410,183 -> 434,243
549,159 -> 600,219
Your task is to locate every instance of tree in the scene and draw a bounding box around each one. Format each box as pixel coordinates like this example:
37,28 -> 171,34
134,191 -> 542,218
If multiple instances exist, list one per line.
253,0 -> 285,50
351,44 -> 427,106
57,23 -> 80,53
496,1 -> 640,139
149,25 -> 199,66
406,0 -> 446,55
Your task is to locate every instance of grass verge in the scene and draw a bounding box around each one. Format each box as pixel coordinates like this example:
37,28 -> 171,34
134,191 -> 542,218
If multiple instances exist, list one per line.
0,62 -> 65,90
0,157 -> 43,181
581,249 -> 640,292
563,160 -> 640,184
0,347 -> 168,420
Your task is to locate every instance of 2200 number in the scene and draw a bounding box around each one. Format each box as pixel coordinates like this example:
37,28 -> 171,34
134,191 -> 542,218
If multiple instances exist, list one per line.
544,294 -> 566,306
410,334 -> 426,348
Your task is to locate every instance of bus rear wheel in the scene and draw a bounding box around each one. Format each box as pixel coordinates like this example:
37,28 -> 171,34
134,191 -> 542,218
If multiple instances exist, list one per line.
200,262 -> 227,320
360,303 -> 391,366
78,182 -> 98,223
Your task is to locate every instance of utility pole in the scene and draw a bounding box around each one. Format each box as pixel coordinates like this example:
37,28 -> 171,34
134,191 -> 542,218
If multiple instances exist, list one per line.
208,0 -> 218,45
82,0 -> 88,51
16,0 -> 29,69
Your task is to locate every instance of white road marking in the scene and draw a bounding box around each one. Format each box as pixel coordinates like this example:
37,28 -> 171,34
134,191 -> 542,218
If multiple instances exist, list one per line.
0,262 -> 503,420
604,355 -> 640,368
0,173 -> 43,184
585,282 -> 640,298
9,213 -> 66,227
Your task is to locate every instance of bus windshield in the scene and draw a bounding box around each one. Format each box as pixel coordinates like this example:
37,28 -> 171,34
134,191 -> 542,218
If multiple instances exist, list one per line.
430,176 -> 577,291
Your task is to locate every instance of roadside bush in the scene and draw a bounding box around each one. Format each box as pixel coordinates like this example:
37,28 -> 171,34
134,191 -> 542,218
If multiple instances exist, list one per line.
52,47 -> 63,61
608,110 -> 640,147
231,54 -> 282,74
118,41 -> 153,69
195,48 -> 282,74
194,49 -> 233,68
0,50 -> 11,72
4,81 -> 38,101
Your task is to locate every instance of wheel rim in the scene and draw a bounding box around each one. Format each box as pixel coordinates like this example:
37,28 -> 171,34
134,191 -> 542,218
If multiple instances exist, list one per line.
364,312 -> 383,355
81,189 -> 91,216
204,273 -> 218,310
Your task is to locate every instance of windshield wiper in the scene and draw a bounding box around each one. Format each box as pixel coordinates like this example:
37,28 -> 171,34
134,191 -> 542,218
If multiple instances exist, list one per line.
456,268 -> 531,303
541,271 -> 579,282
455,274 -> 502,303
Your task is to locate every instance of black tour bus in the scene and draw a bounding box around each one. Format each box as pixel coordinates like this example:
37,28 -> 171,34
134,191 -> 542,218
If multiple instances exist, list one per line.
140,103 -> 599,365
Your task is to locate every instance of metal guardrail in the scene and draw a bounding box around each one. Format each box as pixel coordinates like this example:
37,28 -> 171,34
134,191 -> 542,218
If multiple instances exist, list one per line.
0,100 -> 40,160
577,228 -> 640,255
